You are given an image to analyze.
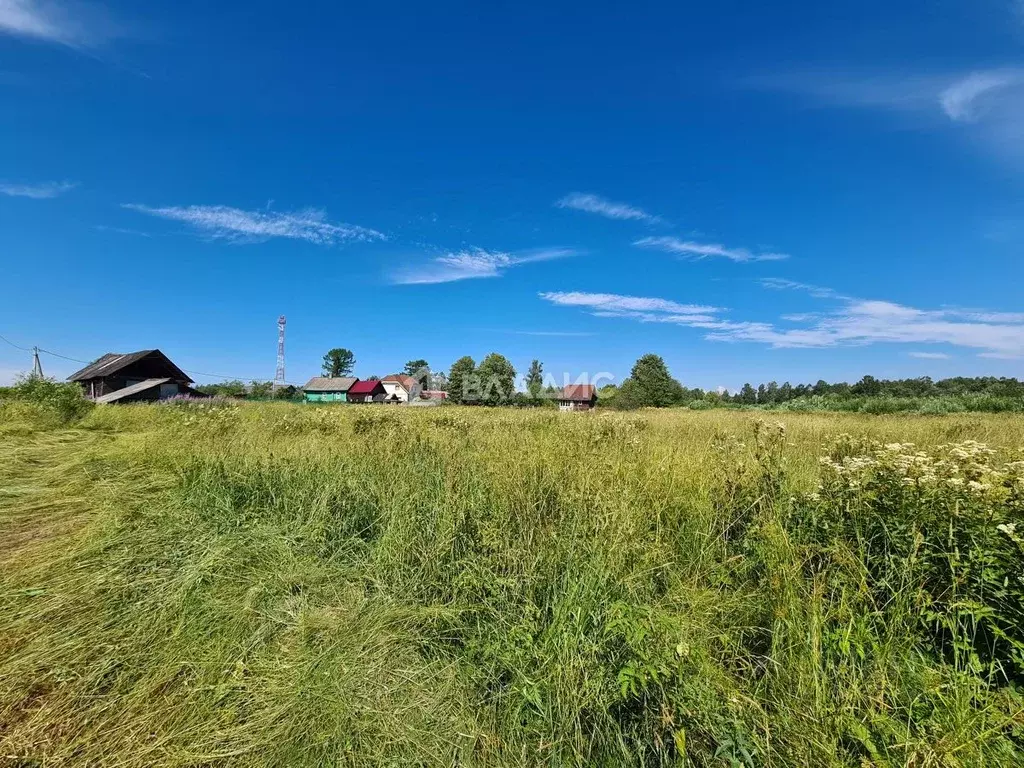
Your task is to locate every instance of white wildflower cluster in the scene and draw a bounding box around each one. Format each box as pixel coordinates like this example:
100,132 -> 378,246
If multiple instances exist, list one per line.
997,522 -> 1024,548
814,439 -> 1024,505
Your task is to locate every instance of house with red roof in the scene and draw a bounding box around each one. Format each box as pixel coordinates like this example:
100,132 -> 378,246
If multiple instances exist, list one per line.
346,379 -> 386,403
558,384 -> 597,412
381,374 -> 422,404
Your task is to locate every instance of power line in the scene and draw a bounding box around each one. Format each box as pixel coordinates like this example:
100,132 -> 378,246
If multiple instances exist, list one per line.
37,347 -> 91,364
180,367 -> 302,387
4,332 -> 301,386
0,332 -> 32,352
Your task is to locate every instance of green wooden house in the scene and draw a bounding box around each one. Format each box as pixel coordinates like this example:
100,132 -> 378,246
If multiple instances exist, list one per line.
302,376 -> 358,403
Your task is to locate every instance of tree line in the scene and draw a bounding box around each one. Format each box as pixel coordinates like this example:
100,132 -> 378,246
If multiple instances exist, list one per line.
194,344 -> 1024,411
723,375 -> 1024,405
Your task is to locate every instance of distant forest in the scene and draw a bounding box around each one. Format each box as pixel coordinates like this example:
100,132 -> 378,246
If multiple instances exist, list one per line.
720,375 -> 1024,403
599,373 -> 1024,414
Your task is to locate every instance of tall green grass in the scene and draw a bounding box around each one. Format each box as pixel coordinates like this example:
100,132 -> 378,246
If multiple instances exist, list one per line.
1,403 -> 1022,766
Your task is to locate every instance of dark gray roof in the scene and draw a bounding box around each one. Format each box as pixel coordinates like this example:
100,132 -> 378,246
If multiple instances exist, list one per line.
302,376 -> 358,392
94,378 -> 171,404
68,349 -> 192,384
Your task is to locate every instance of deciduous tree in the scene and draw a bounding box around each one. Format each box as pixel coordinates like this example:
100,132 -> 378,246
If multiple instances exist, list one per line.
448,356 -> 476,404
477,353 -> 516,405
626,353 -> 684,407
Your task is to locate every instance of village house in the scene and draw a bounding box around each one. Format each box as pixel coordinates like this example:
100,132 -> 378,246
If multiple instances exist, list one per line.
68,349 -> 204,404
558,384 -> 598,412
302,376 -> 357,403
381,374 -> 422,404
346,379 -> 387,403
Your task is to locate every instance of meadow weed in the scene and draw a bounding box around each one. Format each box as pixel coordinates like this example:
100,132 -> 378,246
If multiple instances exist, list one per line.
1,403 -> 1023,766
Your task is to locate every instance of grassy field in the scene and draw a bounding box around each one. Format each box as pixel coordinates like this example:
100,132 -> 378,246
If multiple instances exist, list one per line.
2,401 -> 1023,766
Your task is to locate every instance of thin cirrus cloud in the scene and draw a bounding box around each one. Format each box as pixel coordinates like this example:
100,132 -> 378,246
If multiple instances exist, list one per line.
93,224 -> 152,238
909,352 -> 952,360
0,180 -> 77,198
540,283 -> 1024,358
392,247 -> 574,285
123,203 -> 386,246
760,277 -> 846,299
556,192 -> 660,223
539,291 -> 721,322
745,68 -> 1024,161
635,235 -> 789,263
0,0 -> 126,47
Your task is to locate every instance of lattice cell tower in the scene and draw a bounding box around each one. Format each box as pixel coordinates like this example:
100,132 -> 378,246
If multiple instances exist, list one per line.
274,315 -> 287,392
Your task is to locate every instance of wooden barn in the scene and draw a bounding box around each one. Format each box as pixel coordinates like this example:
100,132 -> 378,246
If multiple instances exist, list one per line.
558,384 -> 598,412
68,349 -> 204,404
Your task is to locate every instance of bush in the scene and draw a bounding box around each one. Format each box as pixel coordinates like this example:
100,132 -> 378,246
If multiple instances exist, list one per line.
793,438 -> 1024,682
1,376 -> 94,424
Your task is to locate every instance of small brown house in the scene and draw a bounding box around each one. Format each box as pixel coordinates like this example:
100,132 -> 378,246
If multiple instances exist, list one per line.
558,384 -> 597,412
68,349 -> 202,403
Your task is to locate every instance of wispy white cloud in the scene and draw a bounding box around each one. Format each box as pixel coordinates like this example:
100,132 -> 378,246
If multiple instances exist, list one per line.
909,351 -> 952,359
393,247 -> 574,285
539,291 -> 719,317
0,179 -> 76,198
939,70 -> 1024,122
942,308 -> 1024,323
556,192 -> 659,223
760,277 -> 847,299
635,235 -> 789,263
0,0 -> 124,47
746,68 -> 1024,161
743,71 -> 943,111
124,204 -> 385,246
93,224 -> 151,238
541,284 -> 1024,357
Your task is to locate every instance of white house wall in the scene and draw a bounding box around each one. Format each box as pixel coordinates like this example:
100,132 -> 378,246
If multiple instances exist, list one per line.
382,382 -> 412,402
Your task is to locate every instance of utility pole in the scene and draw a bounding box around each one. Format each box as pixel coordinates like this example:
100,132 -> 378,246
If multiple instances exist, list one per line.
31,346 -> 43,379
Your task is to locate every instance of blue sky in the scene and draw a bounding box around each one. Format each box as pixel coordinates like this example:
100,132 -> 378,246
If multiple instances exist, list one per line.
2,0 -> 1024,391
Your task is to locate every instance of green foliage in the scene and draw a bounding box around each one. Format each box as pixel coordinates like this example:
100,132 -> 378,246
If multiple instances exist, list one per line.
197,380 -> 298,401
0,375 -> 93,425
447,355 -> 476,405
321,347 -> 355,377
273,384 -> 299,400
403,359 -> 431,387
719,375 -> 1024,412
525,359 -> 543,399
249,380 -> 274,399
195,379 -> 247,398
794,438 -> 1024,682
619,354 -> 684,407
475,353 -> 517,406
